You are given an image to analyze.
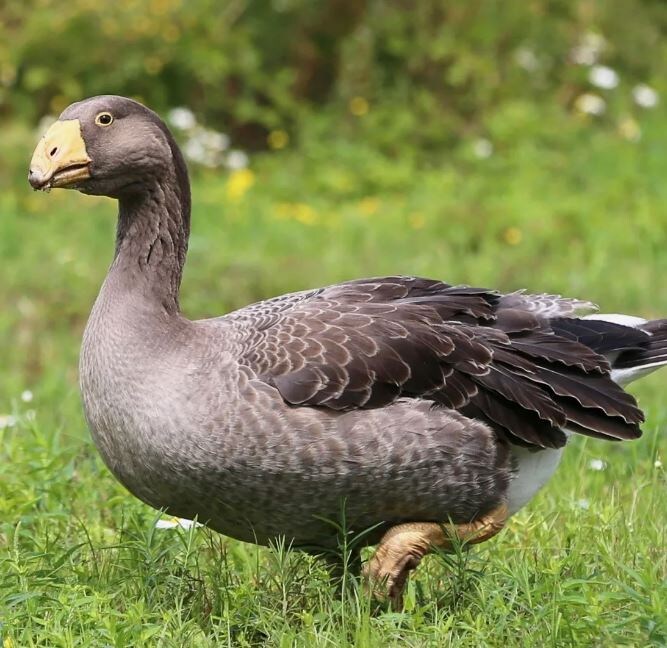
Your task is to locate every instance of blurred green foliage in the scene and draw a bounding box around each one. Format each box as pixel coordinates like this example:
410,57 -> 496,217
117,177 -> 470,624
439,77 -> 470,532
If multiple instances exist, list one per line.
2,0 -> 666,150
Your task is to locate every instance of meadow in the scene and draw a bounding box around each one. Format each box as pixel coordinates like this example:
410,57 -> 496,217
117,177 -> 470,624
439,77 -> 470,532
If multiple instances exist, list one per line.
1,106 -> 666,646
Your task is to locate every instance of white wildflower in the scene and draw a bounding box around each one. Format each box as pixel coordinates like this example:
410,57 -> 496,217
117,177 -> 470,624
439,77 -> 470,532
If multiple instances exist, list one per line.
574,93 -> 606,116
514,47 -> 539,72
576,498 -> 590,510
200,153 -> 220,168
207,131 -> 230,153
183,137 -> 208,165
472,138 -> 493,159
0,414 -> 17,429
183,128 -> 229,168
17,297 -> 36,317
155,517 -> 202,530
632,84 -> 659,109
571,32 -> 606,66
56,250 -> 74,265
167,107 -> 197,131
226,150 -> 249,170
589,65 -> 619,90
655,459 -> 663,469
588,458 -> 607,471
21,390 -> 33,403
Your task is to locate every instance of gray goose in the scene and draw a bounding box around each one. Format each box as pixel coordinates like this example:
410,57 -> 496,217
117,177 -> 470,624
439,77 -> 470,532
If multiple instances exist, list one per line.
28,96 -> 667,607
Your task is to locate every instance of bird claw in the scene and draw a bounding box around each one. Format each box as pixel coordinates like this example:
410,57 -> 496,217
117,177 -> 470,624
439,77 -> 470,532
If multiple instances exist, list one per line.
363,503 -> 509,609
363,547 -> 424,610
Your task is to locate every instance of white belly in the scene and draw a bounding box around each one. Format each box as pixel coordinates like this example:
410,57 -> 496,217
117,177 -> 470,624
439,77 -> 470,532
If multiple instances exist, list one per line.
507,445 -> 565,515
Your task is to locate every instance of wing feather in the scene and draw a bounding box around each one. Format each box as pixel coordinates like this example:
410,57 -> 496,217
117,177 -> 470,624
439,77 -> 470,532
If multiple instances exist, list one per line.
228,276 -> 644,448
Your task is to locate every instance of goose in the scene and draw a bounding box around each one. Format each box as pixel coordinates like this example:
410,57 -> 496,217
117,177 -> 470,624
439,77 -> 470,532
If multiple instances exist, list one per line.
28,95 -> 667,607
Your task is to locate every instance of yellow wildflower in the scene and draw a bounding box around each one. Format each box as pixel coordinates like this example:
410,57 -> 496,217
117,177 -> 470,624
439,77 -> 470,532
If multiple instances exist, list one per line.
225,169 -> 255,202
293,203 -> 318,225
150,0 -> 173,15
349,96 -> 369,117
144,57 -> 164,75
268,130 -> 289,150
274,202 -> 318,225
164,25 -> 180,43
135,17 -> 152,36
358,197 -> 380,216
409,213 -> 425,230
503,227 -> 523,246
4,637 -> 14,648
101,18 -> 117,37
618,117 -> 641,142
0,63 -> 17,86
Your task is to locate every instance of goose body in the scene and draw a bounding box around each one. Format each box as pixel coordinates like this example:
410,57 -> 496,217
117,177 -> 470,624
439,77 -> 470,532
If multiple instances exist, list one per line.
29,96 -> 667,591
80,278 -> 514,547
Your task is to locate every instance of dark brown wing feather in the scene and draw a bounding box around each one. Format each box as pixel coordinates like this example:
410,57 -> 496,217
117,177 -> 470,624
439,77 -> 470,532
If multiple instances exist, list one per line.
228,276 -> 644,448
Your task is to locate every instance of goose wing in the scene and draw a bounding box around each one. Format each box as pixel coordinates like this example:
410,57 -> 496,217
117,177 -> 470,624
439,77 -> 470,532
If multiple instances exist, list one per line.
227,276 -> 644,448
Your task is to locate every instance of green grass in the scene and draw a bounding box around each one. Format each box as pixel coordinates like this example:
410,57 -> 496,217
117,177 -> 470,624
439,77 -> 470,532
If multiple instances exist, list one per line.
1,112 -> 666,646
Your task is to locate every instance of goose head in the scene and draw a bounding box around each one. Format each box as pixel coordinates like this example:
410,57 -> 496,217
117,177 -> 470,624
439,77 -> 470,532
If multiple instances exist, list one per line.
28,95 -> 179,199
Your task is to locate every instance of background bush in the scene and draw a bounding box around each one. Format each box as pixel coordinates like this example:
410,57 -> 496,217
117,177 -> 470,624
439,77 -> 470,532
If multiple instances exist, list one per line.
2,0 -> 666,151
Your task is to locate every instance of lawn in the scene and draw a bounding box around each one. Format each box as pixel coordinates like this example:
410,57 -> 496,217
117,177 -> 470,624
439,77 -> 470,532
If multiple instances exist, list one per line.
1,111 -> 666,646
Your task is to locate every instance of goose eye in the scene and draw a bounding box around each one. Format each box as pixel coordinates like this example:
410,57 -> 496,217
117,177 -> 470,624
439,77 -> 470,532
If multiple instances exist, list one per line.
95,112 -> 114,126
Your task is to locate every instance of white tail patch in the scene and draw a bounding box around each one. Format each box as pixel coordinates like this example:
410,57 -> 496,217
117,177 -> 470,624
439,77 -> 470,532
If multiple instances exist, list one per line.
583,313 -> 647,328
611,362 -> 667,387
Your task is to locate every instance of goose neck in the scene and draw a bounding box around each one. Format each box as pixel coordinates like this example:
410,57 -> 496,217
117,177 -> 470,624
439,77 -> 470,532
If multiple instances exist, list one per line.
112,168 -> 191,314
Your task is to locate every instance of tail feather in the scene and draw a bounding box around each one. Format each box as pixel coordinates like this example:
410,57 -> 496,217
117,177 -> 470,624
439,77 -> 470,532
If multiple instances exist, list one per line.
563,315 -> 667,386
615,319 -> 667,368
612,318 -> 667,385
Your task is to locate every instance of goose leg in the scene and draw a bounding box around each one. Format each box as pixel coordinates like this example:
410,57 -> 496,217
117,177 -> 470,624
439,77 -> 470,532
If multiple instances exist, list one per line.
363,502 -> 508,609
